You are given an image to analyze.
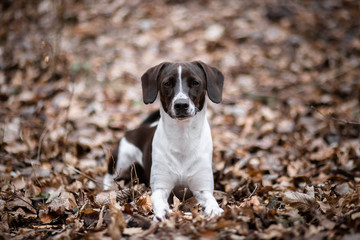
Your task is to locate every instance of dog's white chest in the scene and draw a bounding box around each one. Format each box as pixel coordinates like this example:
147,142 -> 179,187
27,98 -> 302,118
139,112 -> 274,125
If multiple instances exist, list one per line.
150,108 -> 214,190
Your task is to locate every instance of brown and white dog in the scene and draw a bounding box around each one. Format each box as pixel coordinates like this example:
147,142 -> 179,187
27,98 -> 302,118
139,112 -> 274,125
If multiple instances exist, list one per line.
104,61 -> 224,220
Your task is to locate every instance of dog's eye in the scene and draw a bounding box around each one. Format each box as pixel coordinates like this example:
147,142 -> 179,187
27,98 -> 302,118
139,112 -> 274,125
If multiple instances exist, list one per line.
163,81 -> 172,88
191,80 -> 200,87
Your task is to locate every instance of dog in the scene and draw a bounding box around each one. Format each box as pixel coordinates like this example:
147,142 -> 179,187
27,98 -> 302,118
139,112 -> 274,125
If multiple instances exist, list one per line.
104,61 -> 224,220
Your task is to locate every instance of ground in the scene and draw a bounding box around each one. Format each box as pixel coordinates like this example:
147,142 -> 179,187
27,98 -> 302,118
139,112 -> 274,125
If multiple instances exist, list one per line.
0,0 -> 360,239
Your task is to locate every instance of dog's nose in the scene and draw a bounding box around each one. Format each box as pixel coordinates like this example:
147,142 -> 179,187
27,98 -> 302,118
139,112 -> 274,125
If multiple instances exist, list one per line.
174,99 -> 189,111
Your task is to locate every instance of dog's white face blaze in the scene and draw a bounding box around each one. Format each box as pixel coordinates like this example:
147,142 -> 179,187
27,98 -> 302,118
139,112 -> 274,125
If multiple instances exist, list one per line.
169,65 -> 196,119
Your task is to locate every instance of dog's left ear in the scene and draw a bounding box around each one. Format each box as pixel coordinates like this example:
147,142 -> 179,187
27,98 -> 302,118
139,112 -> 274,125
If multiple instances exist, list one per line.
193,61 -> 224,104
141,62 -> 169,104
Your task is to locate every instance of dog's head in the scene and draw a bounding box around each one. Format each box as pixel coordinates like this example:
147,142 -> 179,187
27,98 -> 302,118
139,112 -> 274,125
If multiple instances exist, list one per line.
141,61 -> 224,120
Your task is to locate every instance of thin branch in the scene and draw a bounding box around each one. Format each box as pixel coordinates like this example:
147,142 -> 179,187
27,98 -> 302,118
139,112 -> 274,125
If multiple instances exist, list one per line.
65,164 -> 98,184
62,75 -> 76,152
37,127 -> 49,162
311,106 -> 360,125
0,190 -> 37,213
130,163 -> 140,201
247,184 -> 258,199
95,205 -> 105,230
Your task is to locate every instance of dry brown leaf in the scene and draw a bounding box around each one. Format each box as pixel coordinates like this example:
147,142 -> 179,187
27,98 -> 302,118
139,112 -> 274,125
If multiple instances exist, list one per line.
199,230 -> 218,238
123,227 -> 144,235
259,223 -> 288,240
108,204 -> 126,237
283,191 -> 318,212
6,196 -> 36,214
136,194 -> 153,213
351,212 -> 360,220
39,210 -> 56,224
210,219 -> 235,230
334,182 -> 354,196
317,200 -> 332,213
180,197 -> 198,212
59,192 -> 77,211
95,206 -> 105,230
48,198 -> 65,216
172,195 -> 181,212
2,0 -> 360,239
309,147 -> 335,161
95,191 -> 117,207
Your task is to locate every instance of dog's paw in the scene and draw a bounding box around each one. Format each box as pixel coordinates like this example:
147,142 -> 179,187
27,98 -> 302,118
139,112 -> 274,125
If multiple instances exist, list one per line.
153,209 -> 172,222
204,203 -> 224,217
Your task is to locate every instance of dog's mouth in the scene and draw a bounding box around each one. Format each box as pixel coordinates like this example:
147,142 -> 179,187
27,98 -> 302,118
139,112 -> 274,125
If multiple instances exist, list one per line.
167,105 -> 199,120
173,107 -> 200,120
174,114 -> 191,120
167,111 -> 193,120
172,110 -> 199,120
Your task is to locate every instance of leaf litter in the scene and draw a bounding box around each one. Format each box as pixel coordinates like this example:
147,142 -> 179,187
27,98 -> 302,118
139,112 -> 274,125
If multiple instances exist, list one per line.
0,0 -> 360,239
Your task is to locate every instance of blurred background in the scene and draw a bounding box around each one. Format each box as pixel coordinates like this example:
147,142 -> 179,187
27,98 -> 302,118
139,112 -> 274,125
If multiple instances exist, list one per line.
0,0 -> 360,237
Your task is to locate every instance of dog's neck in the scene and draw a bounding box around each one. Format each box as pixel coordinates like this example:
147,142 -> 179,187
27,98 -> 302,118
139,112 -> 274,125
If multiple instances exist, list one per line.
159,100 -> 208,141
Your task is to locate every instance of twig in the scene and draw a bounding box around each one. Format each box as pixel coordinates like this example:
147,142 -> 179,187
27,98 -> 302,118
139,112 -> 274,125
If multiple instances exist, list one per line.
0,190 -> 37,213
130,163 -> 140,201
50,0 -> 65,74
311,106 -> 360,125
321,60 -> 360,83
37,127 -> 49,162
65,164 -> 98,184
182,188 -> 188,203
95,205 -> 105,230
62,75 -> 75,158
34,124 -> 52,188
247,184 -> 258,199
0,125 -> 5,146
239,184 -> 259,207
130,164 -> 135,201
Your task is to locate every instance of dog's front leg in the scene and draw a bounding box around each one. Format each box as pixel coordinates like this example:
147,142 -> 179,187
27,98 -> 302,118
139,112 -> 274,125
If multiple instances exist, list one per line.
151,188 -> 172,221
193,190 -> 223,217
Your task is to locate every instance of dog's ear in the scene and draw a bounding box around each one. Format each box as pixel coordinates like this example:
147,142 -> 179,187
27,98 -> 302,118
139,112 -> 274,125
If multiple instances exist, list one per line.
141,62 -> 168,104
193,61 -> 224,104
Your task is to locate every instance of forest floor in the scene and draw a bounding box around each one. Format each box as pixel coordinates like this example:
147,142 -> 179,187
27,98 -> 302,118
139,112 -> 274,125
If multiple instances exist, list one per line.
1,0 -> 360,239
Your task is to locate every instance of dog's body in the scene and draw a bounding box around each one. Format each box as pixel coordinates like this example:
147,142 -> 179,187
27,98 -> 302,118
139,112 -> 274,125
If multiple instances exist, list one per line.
104,61 -> 224,220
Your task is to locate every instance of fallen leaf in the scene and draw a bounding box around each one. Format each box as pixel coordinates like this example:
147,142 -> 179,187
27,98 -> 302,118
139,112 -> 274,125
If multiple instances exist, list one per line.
136,194 -> 153,213
95,191 -> 117,207
283,191 -> 318,212
123,227 -> 144,235
108,204 -> 126,237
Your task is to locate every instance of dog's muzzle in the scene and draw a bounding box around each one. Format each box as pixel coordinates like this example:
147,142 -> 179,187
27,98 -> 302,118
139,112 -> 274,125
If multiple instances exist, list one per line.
173,99 -> 191,119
